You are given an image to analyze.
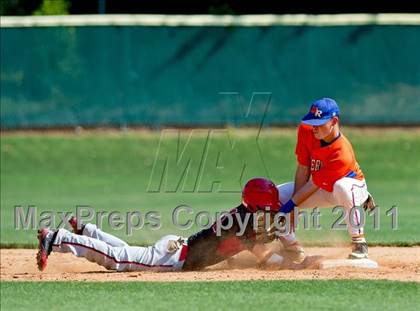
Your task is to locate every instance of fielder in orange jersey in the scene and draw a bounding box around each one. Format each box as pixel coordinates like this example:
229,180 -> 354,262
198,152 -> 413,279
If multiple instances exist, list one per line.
277,98 -> 376,259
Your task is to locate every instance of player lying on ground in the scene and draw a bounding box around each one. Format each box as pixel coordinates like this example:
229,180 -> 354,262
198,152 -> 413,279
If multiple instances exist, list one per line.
277,98 -> 376,259
36,178 -> 304,272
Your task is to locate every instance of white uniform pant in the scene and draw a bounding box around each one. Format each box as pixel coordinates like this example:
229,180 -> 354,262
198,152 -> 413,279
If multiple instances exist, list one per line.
52,224 -> 187,271
277,177 -> 369,238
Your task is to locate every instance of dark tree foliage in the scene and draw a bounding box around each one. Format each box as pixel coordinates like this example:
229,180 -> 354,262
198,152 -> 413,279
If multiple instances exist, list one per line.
69,0 -> 420,15
1,0 -> 419,16
1,0 -> 42,15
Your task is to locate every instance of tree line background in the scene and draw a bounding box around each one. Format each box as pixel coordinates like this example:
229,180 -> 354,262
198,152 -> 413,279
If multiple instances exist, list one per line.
1,0 -> 419,16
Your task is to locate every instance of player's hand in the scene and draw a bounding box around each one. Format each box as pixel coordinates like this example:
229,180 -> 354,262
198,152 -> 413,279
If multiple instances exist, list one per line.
255,212 -> 277,243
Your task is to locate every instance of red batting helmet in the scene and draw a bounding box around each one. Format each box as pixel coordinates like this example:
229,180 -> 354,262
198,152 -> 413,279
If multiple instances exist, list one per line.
242,177 -> 280,212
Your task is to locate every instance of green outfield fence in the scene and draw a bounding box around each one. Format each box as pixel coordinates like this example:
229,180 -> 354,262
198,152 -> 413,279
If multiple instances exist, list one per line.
1,14 -> 420,128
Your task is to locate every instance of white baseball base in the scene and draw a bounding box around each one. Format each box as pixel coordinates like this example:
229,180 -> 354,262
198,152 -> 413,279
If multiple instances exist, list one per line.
320,259 -> 379,269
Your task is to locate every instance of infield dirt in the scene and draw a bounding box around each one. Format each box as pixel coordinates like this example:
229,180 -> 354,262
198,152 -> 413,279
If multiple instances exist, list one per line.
2,247 -> 419,282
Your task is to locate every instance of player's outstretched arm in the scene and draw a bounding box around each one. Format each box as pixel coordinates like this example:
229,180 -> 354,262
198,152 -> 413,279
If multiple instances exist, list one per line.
281,179 -> 319,213
294,163 -> 311,194
292,179 -> 319,205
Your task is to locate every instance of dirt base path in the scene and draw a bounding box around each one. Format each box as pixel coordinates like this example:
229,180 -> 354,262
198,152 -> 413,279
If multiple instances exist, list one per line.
1,247 -> 419,282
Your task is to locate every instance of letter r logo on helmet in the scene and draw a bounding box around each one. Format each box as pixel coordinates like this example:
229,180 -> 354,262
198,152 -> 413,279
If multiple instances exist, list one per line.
242,177 -> 280,212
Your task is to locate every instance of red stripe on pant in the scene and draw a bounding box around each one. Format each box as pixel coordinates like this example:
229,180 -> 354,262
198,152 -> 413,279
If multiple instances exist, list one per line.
53,241 -> 174,268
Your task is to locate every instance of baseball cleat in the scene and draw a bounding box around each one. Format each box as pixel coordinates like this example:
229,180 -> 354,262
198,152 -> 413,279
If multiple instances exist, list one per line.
69,216 -> 84,234
349,242 -> 369,259
36,228 -> 56,271
283,242 -> 306,264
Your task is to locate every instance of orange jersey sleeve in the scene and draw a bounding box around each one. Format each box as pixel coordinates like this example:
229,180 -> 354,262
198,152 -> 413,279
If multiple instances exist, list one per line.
295,125 -> 364,192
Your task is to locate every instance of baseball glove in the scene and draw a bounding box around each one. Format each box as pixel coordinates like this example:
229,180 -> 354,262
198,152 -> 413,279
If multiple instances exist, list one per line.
361,193 -> 376,212
254,211 -> 286,243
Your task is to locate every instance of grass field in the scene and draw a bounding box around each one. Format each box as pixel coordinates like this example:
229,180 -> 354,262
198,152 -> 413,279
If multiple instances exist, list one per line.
1,128 -> 419,246
1,280 -> 419,311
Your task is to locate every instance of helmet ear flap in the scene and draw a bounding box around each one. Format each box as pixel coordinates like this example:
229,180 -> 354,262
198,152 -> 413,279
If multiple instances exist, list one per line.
242,200 -> 257,213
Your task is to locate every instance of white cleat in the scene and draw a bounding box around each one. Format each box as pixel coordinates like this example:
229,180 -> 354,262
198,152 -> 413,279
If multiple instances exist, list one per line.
349,242 -> 369,259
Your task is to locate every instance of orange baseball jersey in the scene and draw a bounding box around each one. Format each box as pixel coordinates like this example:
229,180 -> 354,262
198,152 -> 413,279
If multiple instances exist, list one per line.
295,124 -> 364,192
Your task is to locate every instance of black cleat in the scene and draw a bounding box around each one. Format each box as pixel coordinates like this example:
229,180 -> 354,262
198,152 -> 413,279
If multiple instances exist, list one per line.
36,228 -> 56,271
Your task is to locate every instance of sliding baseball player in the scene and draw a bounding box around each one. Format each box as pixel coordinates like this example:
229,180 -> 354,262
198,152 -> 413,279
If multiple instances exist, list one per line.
36,178 -> 299,272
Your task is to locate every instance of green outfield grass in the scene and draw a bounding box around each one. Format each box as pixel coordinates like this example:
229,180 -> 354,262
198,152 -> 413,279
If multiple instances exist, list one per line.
1,128 -> 419,246
1,280 -> 419,311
